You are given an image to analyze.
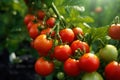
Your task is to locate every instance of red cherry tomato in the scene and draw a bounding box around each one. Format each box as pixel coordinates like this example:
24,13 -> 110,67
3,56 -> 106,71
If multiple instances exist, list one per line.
54,45 -> 72,62
34,34 -> 53,53
59,28 -> 75,43
46,17 -> 56,28
79,53 -> 100,72
108,24 -> 120,40
105,61 -> 120,80
64,58 -> 80,77
24,14 -> 35,25
37,10 -> 45,20
40,28 -> 55,37
29,23 -> 40,39
70,40 -> 90,54
35,57 -> 54,76
72,27 -> 84,39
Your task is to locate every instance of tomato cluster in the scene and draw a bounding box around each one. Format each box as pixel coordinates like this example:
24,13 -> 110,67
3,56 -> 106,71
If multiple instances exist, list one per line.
23,2 -> 120,80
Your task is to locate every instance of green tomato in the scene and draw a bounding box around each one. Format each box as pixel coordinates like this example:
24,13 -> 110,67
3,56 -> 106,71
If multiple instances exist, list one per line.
98,44 -> 118,62
81,72 -> 103,80
57,72 -> 64,80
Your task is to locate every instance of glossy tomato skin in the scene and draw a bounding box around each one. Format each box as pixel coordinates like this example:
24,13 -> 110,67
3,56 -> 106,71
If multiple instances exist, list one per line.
37,10 -> 45,20
34,34 -> 53,53
46,17 -> 56,28
35,57 -> 54,76
108,24 -> 120,40
70,40 -> 90,54
24,14 -> 35,25
72,27 -> 84,39
79,53 -> 100,72
105,61 -> 120,80
81,72 -> 103,80
29,23 -> 40,39
60,28 -> 75,43
54,45 -> 72,62
64,58 -> 80,77
98,45 -> 118,62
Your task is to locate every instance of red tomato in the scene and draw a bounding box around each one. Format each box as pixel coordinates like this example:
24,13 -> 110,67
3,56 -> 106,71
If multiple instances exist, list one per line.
64,58 -> 80,76
35,57 -> 54,76
24,14 -> 35,25
79,53 -> 100,72
54,45 -> 72,62
34,34 -> 53,53
59,28 -> 75,43
72,27 -> 84,39
108,24 -> 120,40
70,40 -> 90,54
37,10 -> 45,20
40,28 -> 55,37
46,17 -> 56,28
29,23 -> 40,39
27,21 -> 34,30
105,61 -> 120,80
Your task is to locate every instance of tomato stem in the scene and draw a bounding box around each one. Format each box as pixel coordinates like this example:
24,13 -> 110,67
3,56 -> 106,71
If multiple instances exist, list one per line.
114,16 -> 119,24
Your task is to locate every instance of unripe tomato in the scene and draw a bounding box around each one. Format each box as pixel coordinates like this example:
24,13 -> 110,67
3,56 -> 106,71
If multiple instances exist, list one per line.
79,53 -> 100,72
54,45 -> 72,62
108,24 -> 120,40
98,44 -> 118,62
46,17 -> 56,28
64,58 -> 80,76
35,57 -> 54,76
105,61 -> 120,80
60,28 -> 75,43
82,72 -> 103,80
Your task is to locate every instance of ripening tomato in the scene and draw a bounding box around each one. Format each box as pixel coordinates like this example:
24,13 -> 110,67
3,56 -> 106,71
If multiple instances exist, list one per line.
59,28 -> 74,43
72,27 -> 84,39
24,14 -> 35,25
98,44 -> 118,62
70,40 -> 90,54
105,61 -> 120,80
35,57 -> 54,76
79,53 -> 100,72
34,34 -> 53,53
54,45 -> 72,62
37,10 -> 45,20
64,58 -> 80,77
46,17 -> 56,28
108,24 -> 120,40
29,23 -> 41,39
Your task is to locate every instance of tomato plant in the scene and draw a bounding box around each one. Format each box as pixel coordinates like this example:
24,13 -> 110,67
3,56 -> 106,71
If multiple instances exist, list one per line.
24,14 -> 35,25
37,10 -> 45,20
79,53 -> 100,72
105,61 -> 120,80
64,58 -> 80,77
35,57 -> 54,76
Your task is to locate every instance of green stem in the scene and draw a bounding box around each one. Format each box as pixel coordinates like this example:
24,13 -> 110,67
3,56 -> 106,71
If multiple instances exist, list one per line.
51,2 -> 61,19
114,16 -> 119,24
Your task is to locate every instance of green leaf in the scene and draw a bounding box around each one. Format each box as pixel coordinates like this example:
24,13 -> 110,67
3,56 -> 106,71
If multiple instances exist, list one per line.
62,0 -> 84,6
44,0 -> 54,7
